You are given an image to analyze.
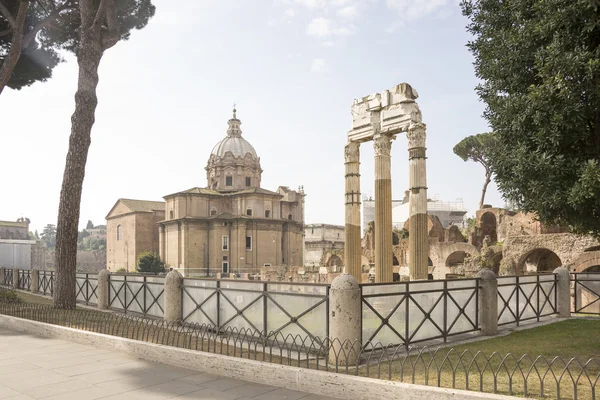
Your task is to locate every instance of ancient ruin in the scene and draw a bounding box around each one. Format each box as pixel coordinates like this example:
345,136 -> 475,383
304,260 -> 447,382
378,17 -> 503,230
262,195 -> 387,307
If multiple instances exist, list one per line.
345,83 -> 429,282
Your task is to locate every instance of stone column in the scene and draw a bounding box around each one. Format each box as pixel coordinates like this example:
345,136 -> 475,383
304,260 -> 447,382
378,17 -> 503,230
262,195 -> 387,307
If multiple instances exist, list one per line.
407,122 -> 429,280
164,270 -> 183,323
477,269 -> 498,336
553,267 -> 571,318
12,268 -> 19,288
97,269 -> 110,310
328,274 -> 361,366
374,133 -> 393,283
344,141 -> 362,281
158,225 -> 165,262
31,269 -> 39,293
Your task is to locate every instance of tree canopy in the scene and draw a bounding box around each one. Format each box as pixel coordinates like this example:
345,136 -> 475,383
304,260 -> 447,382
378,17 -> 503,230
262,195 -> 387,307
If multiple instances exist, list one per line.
453,132 -> 496,209
40,223 -> 56,248
136,252 -> 165,274
462,0 -> 600,234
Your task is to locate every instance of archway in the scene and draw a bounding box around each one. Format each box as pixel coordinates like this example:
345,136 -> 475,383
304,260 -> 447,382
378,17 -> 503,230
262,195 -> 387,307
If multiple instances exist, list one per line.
446,251 -> 467,268
480,212 -> 497,243
490,252 -> 503,275
584,265 -> 600,273
428,257 -> 433,267
326,255 -> 342,267
393,255 -> 399,266
520,249 -> 562,274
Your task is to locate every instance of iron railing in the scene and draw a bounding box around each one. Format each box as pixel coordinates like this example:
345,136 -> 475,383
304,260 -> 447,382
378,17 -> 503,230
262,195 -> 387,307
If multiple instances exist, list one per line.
360,278 -> 480,349
17,269 -> 31,291
0,299 -> 596,400
497,274 -> 557,326
38,270 -> 54,296
572,272 -> 600,315
2,268 -> 13,287
75,273 -> 98,305
108,274 -> 164,318
181,278 -> 329,341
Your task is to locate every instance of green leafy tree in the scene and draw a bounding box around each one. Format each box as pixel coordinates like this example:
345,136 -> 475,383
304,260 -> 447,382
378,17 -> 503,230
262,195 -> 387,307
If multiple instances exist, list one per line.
136,252 -> 165,274
54,0 -> 155,309
40,224 -> 56,248
453,133 -> 496,210
86,220 -> 94,230
462,0 -> 600,235
0,0 -> 76,94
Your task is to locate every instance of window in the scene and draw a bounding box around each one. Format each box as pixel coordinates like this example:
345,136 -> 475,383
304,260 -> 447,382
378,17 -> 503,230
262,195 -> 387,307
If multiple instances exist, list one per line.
210,208 -> 217,216
222,260 -> 229,274
245,177 -> 251,187
222,235 -> 229,250
288,214 -> 293,220
265,210 -> 271,218
246,236 -> 252,250
169,210 -> 174,219
246,208 -> 252,216
226,176 -> 233,186
116,225 -> 122,241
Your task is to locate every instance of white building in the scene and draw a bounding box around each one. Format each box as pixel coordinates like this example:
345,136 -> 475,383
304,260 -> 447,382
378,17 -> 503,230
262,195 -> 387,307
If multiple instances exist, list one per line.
362,191 -> 467,232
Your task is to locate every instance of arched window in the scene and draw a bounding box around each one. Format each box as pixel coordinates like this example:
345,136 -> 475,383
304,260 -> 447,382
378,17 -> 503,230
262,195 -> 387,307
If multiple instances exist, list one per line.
116,225 -> 123,241
288,214 -> 293,220
210,208 -> 217,216
169,210 -> 174,219
265,210 -> 271,218
246,208 -> 253,216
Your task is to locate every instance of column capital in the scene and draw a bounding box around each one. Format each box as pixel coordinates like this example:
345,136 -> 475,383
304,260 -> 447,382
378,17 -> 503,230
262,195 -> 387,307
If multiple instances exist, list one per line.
373,133 -> 392,157
344,141 -> 360,163
407,122 -> 426,149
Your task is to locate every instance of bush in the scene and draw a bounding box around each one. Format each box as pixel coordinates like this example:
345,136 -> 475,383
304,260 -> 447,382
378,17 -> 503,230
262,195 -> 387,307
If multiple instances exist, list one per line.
116,268 -> 126,273
0,289 -> 20,302
136,252 -> 165,274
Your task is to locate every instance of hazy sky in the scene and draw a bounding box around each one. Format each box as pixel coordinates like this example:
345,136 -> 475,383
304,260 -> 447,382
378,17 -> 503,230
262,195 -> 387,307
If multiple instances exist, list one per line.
0,0 -> 502,234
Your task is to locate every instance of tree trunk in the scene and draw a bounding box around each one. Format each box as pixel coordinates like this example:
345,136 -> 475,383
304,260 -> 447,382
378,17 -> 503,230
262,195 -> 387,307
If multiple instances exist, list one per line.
0,0 -> 29,95
53,28 -> 103,309
479,170 -> 492,210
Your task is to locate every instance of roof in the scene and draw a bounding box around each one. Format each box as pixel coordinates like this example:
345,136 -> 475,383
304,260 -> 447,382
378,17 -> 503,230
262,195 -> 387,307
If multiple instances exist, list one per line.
119,199 -> 165,212
165,187 -> 282,198
0,220 -> 27,228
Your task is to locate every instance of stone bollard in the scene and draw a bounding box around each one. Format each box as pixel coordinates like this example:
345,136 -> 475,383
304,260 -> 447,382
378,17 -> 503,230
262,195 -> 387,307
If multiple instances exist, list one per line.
477,268 -> 498,336
12,268 -> 19,289
31,269 -> 39,293
97,269 -> 110,310
0,267 -> 5,286
553,267 -> 571,318
164,270 -> 183,323
328,274 -> 362,366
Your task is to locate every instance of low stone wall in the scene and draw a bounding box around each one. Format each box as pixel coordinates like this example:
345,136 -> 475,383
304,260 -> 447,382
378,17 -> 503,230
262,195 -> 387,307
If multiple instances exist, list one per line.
0,314 -> 515,400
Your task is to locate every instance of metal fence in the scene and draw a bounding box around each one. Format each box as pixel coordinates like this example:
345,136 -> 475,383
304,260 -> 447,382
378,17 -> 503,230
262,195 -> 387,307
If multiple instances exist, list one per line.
361,278 -> 480,349
39,270 -> 54,296
17,270 -> 31,291
497,274 -> 557,326
108,274 -> 164,318
1,268 -> 13,287
0,299 -> 596,400
76,273 -> 98,305
181,279 -> 329,341
572,272 -> 600,314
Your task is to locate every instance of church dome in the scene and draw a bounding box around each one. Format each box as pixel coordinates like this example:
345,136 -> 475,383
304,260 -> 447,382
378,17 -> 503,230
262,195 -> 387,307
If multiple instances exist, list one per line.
210,108 -> 258,159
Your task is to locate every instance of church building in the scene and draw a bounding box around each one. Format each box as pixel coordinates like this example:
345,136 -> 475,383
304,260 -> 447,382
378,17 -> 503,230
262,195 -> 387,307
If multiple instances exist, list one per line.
107,109 -> 305,276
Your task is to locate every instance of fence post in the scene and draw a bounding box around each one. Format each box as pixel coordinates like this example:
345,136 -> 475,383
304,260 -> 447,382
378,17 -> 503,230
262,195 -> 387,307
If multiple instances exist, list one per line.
477,268 -> 498,336
553,267 -> 571,318
328,273 -> 361,366
31,269 -> 39,293
164,270 -> 183,323
97,269 -> 110,310
12,269 -> 19,288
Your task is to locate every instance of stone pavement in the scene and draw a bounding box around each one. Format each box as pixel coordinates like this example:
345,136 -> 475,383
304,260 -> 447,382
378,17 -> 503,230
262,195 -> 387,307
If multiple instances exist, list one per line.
0,327 -> 340,400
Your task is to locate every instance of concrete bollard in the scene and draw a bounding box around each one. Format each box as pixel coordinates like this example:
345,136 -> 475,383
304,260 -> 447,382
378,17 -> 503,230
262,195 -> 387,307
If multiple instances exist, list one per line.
31,269 -> 39,293
328,274 -> 361,366
553,267 -> 571,318
477,268 -> 498,336
97,269 -> 110,310
12,268 -> 19,289
164,270 -> 183,323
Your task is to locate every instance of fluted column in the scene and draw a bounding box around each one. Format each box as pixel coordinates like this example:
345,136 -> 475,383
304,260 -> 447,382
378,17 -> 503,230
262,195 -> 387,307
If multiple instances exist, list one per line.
344,141 -> 362,281
407,122 -> 429,280
374,133 -> 393,283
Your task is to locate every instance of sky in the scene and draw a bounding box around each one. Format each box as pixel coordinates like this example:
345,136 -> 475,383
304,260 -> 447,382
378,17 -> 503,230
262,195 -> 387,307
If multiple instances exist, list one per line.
0,0 -> 503,234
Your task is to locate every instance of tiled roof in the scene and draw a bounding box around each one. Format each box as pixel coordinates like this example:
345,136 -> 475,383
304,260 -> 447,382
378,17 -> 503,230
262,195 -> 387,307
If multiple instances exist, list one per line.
119,199 -> 165,212
168,187 -> 281,197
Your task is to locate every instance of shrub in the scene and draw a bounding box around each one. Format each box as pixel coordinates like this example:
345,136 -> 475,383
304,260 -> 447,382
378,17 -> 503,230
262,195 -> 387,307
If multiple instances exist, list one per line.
0,289 -> 20,302
136,252 -> 165,274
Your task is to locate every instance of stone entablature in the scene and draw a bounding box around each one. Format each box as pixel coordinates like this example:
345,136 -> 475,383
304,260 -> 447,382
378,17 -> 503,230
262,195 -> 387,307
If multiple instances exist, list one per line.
0,218 -> 30,240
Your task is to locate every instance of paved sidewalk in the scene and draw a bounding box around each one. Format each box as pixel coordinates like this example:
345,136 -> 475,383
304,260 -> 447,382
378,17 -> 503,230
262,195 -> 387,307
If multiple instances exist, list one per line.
0,327 -> 339,400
